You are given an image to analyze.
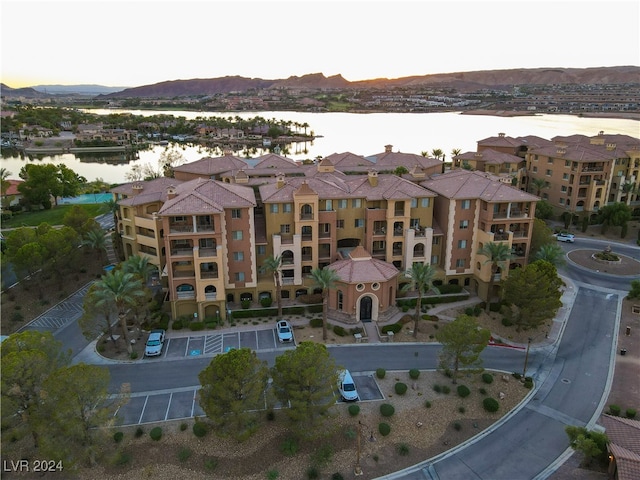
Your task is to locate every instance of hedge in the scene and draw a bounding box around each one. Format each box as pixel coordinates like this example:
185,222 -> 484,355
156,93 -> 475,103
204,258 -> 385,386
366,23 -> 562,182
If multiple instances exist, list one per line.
381,323 -> 402,334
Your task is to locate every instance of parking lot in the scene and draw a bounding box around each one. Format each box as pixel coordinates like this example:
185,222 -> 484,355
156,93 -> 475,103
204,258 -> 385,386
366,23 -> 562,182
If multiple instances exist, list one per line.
113,373 -> 384,426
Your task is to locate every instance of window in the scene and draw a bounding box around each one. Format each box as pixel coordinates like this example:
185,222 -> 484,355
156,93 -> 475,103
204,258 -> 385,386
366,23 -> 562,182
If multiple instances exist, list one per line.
231,209 -> 241,219
337,199 -> 347,209
325,199 -> 332,211
546,169 -> 553,176
411,198 -> 417,208
533,166 -> 538,173
431,255 -> 439,264
354,219 -> 364,228
559,198 -> 565,204
432,237 -> 440,245
172,215 -> 185,222
456,259 -> 466,268
336,219 -> 344,229
458,240 -> 467,249
337,290 -> 343,310
283,203 -> 292,213
232,230 -> 243,240
356,283 -> 365,291
459,220 -> 469,229
233,252 -> 244,261
563,173 -> 569,180
421,198 -> 430,207
280,224 -> 290,234
234,272 -> 245,282
534,155 -> 538,161
561,186 -> 567,192
547,158 -> 554,164
352,199 -> 361,208
461,200 -> 471,210
270,204 -> 279,213
257,245 -> 266,255
565,160 -> 571,167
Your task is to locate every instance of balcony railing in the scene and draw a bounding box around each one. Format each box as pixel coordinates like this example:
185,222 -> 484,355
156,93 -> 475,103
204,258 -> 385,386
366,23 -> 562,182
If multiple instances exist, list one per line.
493,233 -> 509,241
169,225 -> 192,233
176,291 -> 195,300
196,225 -> 214,233
200,271 -> 219,279
282,278 -> 295,285
300,213 -> 313,220
198,247 -> 217,257
319,231 -> 331,238
173,270 -> 195,278
171,248 -> 193,256
392,249 -> 403,256
204,293 -> 217,301
301,234 -> 312,241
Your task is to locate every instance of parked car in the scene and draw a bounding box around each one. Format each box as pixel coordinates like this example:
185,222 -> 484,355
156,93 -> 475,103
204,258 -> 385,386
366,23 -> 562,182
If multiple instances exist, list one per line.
554,232 -> 575,243
276,320 -> 293,343
338,369 -> 359,401
144,329 -> 165,357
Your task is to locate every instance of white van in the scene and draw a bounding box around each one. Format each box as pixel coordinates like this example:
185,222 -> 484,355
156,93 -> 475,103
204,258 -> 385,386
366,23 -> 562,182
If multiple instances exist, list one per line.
338,369 -> 359,401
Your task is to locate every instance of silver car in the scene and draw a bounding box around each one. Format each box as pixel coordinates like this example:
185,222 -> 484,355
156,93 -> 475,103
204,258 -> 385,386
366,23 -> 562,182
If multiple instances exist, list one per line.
145,329 -> 165,357
554,233 -> 575,243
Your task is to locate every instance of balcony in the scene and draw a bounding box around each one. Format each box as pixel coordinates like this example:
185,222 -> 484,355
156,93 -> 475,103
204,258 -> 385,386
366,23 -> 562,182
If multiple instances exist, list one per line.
169,224 -> 192,233
282,277 -> 295,285
176,291 -> 195,300
171,248 -> 193,256
373,228 -> 386,236
204,292 -> 217,301
494,233 -> 509,241
198,247 -> 217,257
173,270 -> 195,278
200,271 -> 218,279
196,225 -> 214,233
301,254 -> 312,261
319,231 -> 331,238
392,249 -> 403,256
300,213 -> 313,220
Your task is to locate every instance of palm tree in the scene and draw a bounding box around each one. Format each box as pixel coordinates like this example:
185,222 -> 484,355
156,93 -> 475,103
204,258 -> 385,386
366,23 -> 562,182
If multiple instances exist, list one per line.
619,181 -> 636,205
81,227 -> 108,263
103,198 -> 119,227
123,254 -> 156,285
401,263 -> 439,338
451,148 -> 462,168
477,241 -> 512,309
309,267 -> 341,340
92,269 -> 146,354
530,178 -> 550,197
261,255 -> 283,317
534,244 -> 566,267
0,167 -> 11,197
431,148 -> 444,162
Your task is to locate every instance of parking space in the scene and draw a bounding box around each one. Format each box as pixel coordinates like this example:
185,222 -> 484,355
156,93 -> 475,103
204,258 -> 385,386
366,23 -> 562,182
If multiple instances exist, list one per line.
165,337 -> 189,358
139,394 -> 171,424
335,374 -> 384,403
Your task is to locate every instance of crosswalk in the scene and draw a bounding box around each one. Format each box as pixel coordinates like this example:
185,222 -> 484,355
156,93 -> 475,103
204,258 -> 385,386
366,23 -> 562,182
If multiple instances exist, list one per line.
23,283 -> 92,333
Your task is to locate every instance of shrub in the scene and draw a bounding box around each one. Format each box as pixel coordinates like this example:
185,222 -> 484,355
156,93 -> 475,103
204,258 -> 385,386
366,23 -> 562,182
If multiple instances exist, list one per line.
523,377 -> 534,389
512,372 -> 522,380
442,385 -> 451,394
204,457 -> 219,471
457,385 -> 471,398
281,437 -> 299,456
483,397 -> 500,413
135,427 -> 144,438
489,302 -> 502,312
178,447 -> 192,462
306,466 -> 319,479
609,404 -> 622,416
172,320 -> 183,330
189,321 -> 205,331
333,325 -> 347,336
310,318 -> 323,328
479,387 -> 488,395
433,384 -> 442,393
425,400 -> 432,408
482,373 -> 494,384
398,443 -> 410,456
11,312 -> 23,323
458,406 -> 466,413
267,470 -> 279,480
311,445 -> 333,468
409,368 -> 420,380
113,431 -> 124,443
129,351 -> 138,360
378,422 -> 391,436
114,451 -> 131,465
473,306 -> 482,316
150,426 -> 162,441
464,307 -> 475,316
332,473 -> 345,480
501,317 -> 514,327
348,404 -> 360,416
376,368 -> 386,379
193,422 -> 208,438
380,403 -> 395,417
395,382 -> 408,395
180,422 -> 188,431
260,297 -> 273,308
381,323 -> 402,334
454,421 -> 462,431
241,299 -> 251,309
626,408 -> 637,419
266,409 -> 276,421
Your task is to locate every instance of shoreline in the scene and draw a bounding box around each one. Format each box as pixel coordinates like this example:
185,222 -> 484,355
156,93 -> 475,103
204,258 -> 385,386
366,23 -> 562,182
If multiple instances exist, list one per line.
460,109 -> 640,121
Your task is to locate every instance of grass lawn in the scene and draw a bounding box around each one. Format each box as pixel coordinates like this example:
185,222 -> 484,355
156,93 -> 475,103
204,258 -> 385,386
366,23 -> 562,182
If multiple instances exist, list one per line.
1,204 -> 107,228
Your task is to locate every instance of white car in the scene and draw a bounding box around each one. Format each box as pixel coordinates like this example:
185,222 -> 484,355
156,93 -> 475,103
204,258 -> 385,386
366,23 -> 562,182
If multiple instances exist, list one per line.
338,369 -> 359,401
144,329 -> 165,357
276,320 -> 293,343
554,232 -> 575,243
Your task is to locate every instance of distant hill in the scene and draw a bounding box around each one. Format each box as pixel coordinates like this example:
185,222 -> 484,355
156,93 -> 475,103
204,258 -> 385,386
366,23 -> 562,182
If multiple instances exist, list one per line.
100,66 -> 640,98
0,83 -> 50,99
31,84 -> 128,95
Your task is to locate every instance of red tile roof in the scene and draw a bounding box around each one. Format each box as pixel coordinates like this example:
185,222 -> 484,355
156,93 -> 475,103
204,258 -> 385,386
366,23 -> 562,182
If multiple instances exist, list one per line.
330,246 -> 399,283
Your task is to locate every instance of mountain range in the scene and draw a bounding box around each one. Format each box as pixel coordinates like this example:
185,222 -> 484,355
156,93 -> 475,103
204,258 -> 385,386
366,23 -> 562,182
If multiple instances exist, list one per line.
2,66 -> 638,99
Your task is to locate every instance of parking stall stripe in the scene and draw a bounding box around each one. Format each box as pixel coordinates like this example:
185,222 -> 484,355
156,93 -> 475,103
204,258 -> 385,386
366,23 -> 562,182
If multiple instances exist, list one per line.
164,393 -> 173,421
184,338 -> 190,357
137,396 -> 149,425
191,389 -> 197,417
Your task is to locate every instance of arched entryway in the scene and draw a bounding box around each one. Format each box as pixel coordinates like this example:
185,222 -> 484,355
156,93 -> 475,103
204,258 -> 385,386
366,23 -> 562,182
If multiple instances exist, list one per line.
359,295 -> 373,322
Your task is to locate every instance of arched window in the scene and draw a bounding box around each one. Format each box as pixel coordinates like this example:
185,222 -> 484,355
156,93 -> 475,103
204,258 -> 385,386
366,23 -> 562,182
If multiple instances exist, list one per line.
337,290 -> 343,310
301,204 -> 313,220
282,250 -> 294,265
413,244 -> 425,257
204,285 -> 217,300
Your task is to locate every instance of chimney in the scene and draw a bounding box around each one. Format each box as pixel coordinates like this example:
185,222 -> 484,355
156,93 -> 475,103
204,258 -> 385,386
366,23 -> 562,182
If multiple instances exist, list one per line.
276,173 -> 285,189
498,133 -> 506,137
385,144 -> 393,153
556,148 -> 566,155
132,183 -> 144,195
223,148 -> 233,156
368,170 -> 378,186
167,185 -> 177,200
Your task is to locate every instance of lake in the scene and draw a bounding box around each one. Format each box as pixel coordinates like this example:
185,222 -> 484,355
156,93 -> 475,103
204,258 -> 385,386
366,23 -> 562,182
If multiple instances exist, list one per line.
2,110 -> 638,184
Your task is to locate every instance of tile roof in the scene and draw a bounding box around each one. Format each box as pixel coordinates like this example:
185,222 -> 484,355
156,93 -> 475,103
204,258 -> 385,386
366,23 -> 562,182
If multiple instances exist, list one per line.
157,177 -> 255,215
421,169 -> 539,202
2,179 -> 23,196
172,154 -> 250,176
252,153 -> 300,170
477,134 -> 525,148
455,149 -> 523,164
601,414 -> 640,480
113,177 -> 184,206
528,144 -> 615,162
325,152 -> 375,169
330,246 -> 399,283
366,150 -> 442,170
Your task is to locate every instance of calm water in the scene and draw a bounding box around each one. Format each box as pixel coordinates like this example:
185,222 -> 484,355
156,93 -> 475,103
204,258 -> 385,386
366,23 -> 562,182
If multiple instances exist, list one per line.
2,110 -> 638,184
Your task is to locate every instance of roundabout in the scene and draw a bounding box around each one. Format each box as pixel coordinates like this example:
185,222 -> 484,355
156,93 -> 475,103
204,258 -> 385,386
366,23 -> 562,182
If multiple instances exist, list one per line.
567,248 -> 640,276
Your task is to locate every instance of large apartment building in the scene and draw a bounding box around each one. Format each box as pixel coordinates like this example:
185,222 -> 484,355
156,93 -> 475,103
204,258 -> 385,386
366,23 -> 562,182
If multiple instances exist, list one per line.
112,141 -> 542,325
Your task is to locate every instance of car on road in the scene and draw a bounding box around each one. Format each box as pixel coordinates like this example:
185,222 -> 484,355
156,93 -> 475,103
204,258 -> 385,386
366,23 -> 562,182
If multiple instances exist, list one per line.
144,329 -> 165,357
338,369 -> 359,401
554,232 -> 575,243
276,320 -> 293,343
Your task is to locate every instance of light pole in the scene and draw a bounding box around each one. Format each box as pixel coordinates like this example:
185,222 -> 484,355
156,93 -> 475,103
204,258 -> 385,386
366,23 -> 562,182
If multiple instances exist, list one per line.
354,421 -> 363,476
522,337 -> 532,378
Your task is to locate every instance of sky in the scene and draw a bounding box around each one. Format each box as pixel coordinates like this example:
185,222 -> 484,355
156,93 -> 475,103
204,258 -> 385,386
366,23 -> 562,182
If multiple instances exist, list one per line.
1,0 -> 639,88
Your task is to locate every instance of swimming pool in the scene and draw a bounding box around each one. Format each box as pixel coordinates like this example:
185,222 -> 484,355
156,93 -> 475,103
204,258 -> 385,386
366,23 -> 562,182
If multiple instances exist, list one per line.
60,193 -> 113,204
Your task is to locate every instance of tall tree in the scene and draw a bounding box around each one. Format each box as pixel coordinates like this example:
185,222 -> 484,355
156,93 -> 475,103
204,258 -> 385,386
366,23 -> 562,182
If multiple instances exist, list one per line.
502,260 -> 563,331
103,198 -> 119,226
92,269 -> 146,354
63,205 -> 99,236
619,181 -> 636,205
122,254 -> 156,284
401,262 -> 439,338
79,283 -> 117,345
261,255 -> 283,317
596,202 -> 631,235
38,226 -> 80,282
534,243 -> 566,266
198,348 -> 269,440
529,218 -> 555,261
530,177 -> 550,197
82,227 -> 108,264
309,267 -> 341,340
477,241 -> 511,309
271,342 -> 338,438
436,314 -> 491,384
1,331 -> 71,449
36,364 -> 114,468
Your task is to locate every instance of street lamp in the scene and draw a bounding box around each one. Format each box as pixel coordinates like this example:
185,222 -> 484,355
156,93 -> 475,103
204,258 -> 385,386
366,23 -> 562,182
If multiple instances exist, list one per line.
522,337 -> 532,378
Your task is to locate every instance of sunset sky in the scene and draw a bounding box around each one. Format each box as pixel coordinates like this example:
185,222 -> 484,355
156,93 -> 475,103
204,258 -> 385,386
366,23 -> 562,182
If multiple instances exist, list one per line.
1,0 -> 639,88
